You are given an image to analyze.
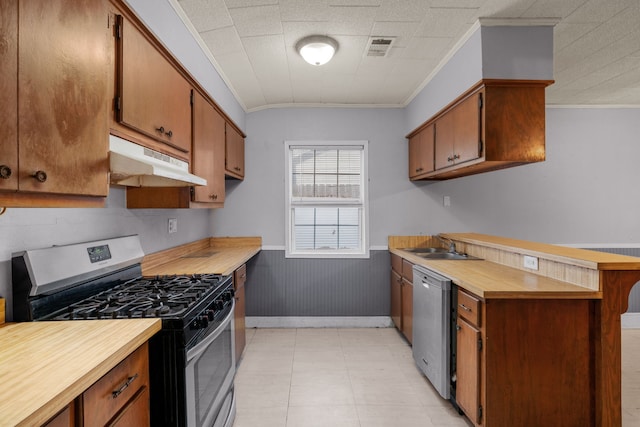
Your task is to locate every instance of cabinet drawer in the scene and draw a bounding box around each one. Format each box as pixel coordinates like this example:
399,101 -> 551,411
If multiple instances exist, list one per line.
402,259 -> 414,282
390,253 -> 402,274
457,289 -> 481,326
234,264 -> 247,291
82,343 -> 149,427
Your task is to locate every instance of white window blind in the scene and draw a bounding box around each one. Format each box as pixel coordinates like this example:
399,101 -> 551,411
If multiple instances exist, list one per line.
285,141 -> 369,258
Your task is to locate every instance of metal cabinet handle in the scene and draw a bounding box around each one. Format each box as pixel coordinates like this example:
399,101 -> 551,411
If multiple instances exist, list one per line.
112,373 -> 139,399
456,325 -> 462,331
165,130 -> 173,137
453,154 -> 461,160
459,303 -> 471,312
32,170 -> 47,182
209,194 -> 218,200
447,156 -> 454,162
155,126 -> 165,133
0,165 -> 11,179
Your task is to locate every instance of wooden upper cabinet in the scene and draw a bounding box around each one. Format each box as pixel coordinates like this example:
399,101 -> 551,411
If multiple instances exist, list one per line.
225,123 -> 245,179
0,0 -> 110,201
435,92 -> 481,170
408,123 -> 434,179
407,79 -> 551,180
192,90 -> 225,205
115,13 -> 191,157
0,0 -> 18,192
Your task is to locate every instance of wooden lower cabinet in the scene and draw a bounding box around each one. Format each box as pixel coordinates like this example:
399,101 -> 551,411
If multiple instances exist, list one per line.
42,403 -> 74,427
390,270 -> 402,329
455,289 -> 593,426
82,342 -> 150,427
390,253 -> 413,343
234,264 -> 247,365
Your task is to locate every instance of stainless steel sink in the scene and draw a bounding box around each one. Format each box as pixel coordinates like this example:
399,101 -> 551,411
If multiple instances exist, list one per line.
401,247 -> 449,253
416,252 -> 482,260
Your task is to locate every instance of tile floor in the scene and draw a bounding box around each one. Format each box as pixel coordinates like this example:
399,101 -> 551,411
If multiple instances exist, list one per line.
233,327 -> 640,427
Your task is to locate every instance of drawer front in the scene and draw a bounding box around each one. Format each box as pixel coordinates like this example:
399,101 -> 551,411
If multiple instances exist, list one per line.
234,264 -> 247,291
457,289 -> 481,326
83,342 -> 149,427
402,259 -> 414,282
390,253 -> 402,273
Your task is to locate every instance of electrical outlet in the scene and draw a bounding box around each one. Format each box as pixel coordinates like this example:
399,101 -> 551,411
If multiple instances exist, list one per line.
523,255 -> 538,270
443,196 -> 451,207
168,218 -> 178,234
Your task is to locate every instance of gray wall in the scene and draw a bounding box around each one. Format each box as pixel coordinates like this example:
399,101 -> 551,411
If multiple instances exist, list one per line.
0,187 -> 212,320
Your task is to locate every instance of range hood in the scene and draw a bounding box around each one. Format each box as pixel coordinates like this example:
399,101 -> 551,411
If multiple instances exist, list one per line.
109,135 -> 207,187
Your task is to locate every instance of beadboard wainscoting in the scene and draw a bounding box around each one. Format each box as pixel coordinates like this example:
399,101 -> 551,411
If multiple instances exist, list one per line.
244,250 -> 391,328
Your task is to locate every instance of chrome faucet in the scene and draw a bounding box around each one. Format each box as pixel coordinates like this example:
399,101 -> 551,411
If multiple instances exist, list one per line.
437,234 -> 456,253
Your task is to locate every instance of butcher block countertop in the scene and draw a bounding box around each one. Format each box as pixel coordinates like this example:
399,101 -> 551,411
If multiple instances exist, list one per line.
392,248 -> 602,299
389,233 -> 640,299
0,319 -> 161,427
142,236 -> 261,276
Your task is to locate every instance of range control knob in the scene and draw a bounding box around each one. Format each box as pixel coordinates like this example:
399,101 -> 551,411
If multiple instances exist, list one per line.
199,316 -> 209,328
206,309 -> 215,321
215,300 -> 224,310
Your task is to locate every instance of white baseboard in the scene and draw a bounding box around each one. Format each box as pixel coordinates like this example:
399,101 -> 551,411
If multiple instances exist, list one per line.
246,316 -> 393,328
622,313 -> 640,329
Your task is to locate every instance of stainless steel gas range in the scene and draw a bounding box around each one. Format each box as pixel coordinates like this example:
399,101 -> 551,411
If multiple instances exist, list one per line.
11,235 -> 236,427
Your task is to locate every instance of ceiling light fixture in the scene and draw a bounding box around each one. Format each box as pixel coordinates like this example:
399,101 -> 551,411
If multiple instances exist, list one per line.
296,35 -> 338,66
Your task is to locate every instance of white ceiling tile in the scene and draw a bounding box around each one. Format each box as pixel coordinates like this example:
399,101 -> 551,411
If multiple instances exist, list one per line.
290,77 -> 325,103
415,8 -> 480,38
177,0 -> 233,31
375,0 -> 430,22
431,0 -> 488,7
326,5 -> 379,35
329,0 -> 382,6
370,22 -> 420,48
553,22 -> 599,51
225,0 -> 278,8
282,21 -> 333,47
200,26 -> 244,57
401,36 -> 452,60
280,0 -> 331,21
242,35 -> 290,76
521,0 -> 589,19
476,0 -> 535,18
229,5 -> 283,37
563,0 -> 631,24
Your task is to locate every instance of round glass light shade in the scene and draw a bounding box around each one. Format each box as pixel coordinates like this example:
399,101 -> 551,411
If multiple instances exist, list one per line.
296,36 -> 338,66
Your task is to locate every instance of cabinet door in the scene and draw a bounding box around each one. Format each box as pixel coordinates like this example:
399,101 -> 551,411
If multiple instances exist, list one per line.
435,92 -> 481,170
192,91 -> 225,204
434,109 -> 455,170
390,270 -> 402,330
107,387 -> 150,427
0,0 -> 17,192
43,402 -> 74,427
234,264 -> 247,364
408,124 -> 435,178
452,92 -> 482,165
18,0 -> 109,196
225,123 -> 244,178
117,15 -> 191,154
456,317 -> 481,424
401,278 -> 413,344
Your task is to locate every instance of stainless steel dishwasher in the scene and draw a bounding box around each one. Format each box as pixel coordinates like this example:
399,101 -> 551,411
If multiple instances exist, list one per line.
412,265 -> 452,399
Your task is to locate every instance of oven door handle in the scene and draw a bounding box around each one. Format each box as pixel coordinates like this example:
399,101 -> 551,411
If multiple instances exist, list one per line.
186,300 -> 234,362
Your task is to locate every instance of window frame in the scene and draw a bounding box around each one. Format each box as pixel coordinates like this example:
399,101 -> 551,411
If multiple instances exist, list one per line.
284,140 -> 370,259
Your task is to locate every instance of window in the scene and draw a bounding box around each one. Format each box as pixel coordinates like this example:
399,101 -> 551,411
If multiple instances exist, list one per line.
285,141 -> 369,258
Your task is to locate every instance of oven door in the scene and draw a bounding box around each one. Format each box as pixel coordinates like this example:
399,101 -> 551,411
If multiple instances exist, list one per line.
185,301 -> 236,427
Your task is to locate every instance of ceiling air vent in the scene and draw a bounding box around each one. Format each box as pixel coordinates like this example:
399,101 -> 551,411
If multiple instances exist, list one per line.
365,37 -> 396,57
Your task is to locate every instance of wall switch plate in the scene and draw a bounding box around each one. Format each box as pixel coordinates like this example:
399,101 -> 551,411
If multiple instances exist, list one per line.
443,196 -> 451,207
523,255 -> 539,270
168,218 -> 178,234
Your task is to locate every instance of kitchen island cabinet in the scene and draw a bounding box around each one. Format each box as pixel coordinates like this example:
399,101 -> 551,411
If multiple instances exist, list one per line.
0,319 -> 160,427
389,233 -> 640,427
0,0 -> 110,207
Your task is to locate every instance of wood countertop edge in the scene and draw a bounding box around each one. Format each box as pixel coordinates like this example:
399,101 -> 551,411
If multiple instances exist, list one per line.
441,233 -> 640,270
390,248 -> 602,299
3,319 -> 161,427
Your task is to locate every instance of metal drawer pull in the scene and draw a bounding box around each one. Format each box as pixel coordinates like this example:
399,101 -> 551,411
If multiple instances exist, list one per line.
112,373 -> 139,399
165,130 -> 173,137
155,126 -> 165,133
459,304 -> 471,312
32,170 -> 47,182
